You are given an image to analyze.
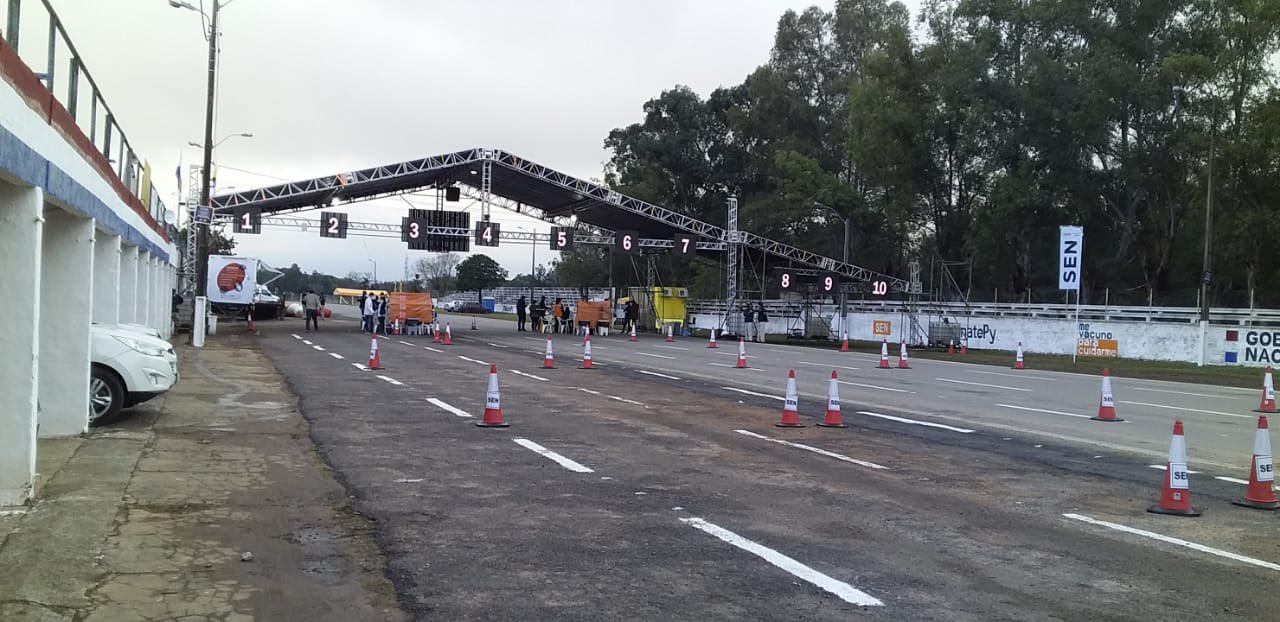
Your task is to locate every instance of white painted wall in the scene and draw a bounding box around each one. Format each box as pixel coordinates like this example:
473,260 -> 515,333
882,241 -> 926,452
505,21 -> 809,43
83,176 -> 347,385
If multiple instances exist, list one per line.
92,231 -> 120,325
0,184 -> 42,505
118,244 -> 139,325
38,209 -> 93,437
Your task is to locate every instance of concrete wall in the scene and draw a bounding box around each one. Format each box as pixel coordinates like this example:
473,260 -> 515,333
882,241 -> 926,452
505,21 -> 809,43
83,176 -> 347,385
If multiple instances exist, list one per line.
38,209 -> 94,437
92,232 -> 121,325
0,184 -> 43,505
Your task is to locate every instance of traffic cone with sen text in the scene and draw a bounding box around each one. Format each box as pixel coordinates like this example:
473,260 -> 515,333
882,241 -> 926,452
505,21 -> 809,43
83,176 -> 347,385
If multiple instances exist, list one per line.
1013,342 -> 1026,369
735,338 -> 748,368
708,330 -> 718,348
961,342 -> 968,355
367,337 -> 382,370
1091,368 -> 1123,422
580,335 -> 594,369
443,323 -> 454,346
666,324 -> 674,342
543,337 -> 556,369
1232,416 -> 1278,509
1254,367 -> 1276,414
1147,420 -> 1201,516
776,370 -> 805,428
840,332 -> 849,353
897,341 -> 911,369
629,324 -> 638,342
878,339 -> 891,369
475,364 -> 509,427
817,370 -> 847,428
433,322 -> 441,343
948,339 -> 955,355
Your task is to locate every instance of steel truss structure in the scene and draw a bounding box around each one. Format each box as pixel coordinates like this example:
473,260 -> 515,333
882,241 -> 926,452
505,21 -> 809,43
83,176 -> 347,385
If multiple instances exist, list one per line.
210,148 -> 908,292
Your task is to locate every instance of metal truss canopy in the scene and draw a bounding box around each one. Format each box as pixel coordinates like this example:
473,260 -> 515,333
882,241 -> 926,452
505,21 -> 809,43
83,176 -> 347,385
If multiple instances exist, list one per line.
211,147 -> 908,291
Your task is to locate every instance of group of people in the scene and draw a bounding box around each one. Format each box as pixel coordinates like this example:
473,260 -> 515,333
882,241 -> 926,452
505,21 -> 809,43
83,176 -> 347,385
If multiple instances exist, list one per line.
358,291 -> 390,334
742,302 -> 769,342
515,296 -> 579,334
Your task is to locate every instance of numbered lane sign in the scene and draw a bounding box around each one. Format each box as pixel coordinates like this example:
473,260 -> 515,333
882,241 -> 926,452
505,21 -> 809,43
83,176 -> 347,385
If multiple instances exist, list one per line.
672,234 -> 696,257
871,280 -> 889,296
779,271 -> 795,290
401,217 -> 425,243
475,221 -> 500,247
232,207 -> 261,234
615,230 -> 640,256
820,273 -> 841,294
319,211 -> 348,239
550,226 -> 574,252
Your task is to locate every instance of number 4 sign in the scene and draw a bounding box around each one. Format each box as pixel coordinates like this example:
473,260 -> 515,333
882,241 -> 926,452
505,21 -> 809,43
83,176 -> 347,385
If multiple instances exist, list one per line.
474,221 -> 500,247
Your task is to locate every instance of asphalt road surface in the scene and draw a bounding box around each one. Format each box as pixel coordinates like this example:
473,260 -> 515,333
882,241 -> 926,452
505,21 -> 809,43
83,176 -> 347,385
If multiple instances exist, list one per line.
257,308 -> 1280,620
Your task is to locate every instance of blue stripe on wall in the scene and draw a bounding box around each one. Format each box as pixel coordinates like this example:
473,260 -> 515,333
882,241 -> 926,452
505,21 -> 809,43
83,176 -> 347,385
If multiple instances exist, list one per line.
0,124 -> 169,262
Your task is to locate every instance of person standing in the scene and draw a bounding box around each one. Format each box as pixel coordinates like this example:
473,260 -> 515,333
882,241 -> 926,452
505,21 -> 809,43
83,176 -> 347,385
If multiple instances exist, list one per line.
742,304 -> 755,342
302,289 -> 321,332
755,302 -> 769,343
516,296 -> 527,332
552,298 -> 564,334
377,293 -> 389,334
358,291 -> 368,331
362,293 -> 376,333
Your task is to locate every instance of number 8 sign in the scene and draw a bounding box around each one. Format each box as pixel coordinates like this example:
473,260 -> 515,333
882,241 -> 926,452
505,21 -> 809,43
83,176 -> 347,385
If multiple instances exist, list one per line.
615,230 -> 640,256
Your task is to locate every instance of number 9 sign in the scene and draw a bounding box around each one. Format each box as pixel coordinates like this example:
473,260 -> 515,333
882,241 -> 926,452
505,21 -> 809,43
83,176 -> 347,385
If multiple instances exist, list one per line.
615,230 -> 641,256
821,273 -> 841,293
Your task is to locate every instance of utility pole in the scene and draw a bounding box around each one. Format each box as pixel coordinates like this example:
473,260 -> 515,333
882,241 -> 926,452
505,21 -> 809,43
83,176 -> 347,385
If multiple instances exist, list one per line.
1200,98 -> 1216,324
194,0 -> 219,302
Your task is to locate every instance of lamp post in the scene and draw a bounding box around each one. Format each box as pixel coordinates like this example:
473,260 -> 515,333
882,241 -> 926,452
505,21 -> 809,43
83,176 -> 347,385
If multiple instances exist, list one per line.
1173,85 -> 1216,324
187,132 -> 253,151
814,201 -> 850,335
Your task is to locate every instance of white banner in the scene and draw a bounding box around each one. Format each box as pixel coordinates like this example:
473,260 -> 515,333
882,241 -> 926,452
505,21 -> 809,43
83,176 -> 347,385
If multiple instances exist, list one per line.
206,256 -> 258,305
1059,226 -> 1083,291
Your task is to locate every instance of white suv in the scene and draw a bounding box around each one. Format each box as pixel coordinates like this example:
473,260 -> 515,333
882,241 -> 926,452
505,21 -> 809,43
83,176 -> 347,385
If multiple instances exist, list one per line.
89,324 -> 178,425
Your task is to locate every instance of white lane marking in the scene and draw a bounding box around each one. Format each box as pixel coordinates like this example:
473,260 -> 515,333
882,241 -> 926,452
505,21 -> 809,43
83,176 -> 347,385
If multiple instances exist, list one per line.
657,345 -> 689,351
510,369 -> 550,382
512,438 -> 594,473
799,361 -> 859,371
377,375 -> 403,386
1118,401 -> 1251,419
854,410 -> 975,434
936,377 -> 1031,392
574,387 -> 603,396
736,430 -> 889,470
329,352 -> 344,360
711,362 -> 762,372
424,346 -> 443,353
1212,475 -> 1280,491
352,363 -> 369,371
723,387 -> 784,401
426,397 -> 472,418
291,334 -> 302,339
312,345 -> 326,351
607,395 -> 646,406
837,380 -> 914,394
971,370 -> 1051,380
302,340 -> 313,345
399,340 -> 414,346
637,352 -> 676,360
487,343 -> 510,348
679,517 -> 884,606
638,370 -> 682,381
1133,387 -> 1238,399
457,355 -> 489,366
996,403 -> 1092,419
1063,513 -> 1280,572
524,336 -> 547,342
394,478 -> 424,483
1149,464 -> 1202,474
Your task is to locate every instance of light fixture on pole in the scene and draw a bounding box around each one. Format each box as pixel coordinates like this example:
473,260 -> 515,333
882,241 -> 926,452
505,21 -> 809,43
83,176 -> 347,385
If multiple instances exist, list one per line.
815,201 -> 850,335
186,132 -> 253,150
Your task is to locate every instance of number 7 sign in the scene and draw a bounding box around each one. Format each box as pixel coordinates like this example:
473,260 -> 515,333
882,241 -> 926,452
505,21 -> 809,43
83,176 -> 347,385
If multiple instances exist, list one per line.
672,234 -> 696,257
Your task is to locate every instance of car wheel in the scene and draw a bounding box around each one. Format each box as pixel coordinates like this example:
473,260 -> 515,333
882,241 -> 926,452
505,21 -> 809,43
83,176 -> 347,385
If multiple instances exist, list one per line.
89,365 -> 125,426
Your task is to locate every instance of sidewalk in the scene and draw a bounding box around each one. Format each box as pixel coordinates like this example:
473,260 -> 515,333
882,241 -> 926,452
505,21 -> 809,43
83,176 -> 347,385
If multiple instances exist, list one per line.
0,332 -> 403,621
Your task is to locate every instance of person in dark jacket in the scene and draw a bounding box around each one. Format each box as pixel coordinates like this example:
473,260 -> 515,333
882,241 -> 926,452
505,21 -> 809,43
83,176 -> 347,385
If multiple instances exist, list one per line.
755,303 -> 769,342
516,296 -> 528,332
742,304 -> 756,342
377,293 -> 389,334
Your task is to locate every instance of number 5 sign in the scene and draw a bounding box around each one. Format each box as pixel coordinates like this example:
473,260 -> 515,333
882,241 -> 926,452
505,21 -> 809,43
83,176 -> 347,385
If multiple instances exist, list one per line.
615,230 -> 640,256
549,226 -> 574,252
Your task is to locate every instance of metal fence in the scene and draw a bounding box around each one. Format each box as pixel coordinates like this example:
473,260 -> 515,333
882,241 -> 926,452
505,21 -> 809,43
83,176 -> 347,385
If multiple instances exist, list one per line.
0,0 -> 171,229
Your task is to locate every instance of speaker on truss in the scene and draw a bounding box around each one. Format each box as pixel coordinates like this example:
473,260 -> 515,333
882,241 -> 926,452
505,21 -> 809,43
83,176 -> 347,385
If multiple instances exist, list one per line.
446,187 -> 461,202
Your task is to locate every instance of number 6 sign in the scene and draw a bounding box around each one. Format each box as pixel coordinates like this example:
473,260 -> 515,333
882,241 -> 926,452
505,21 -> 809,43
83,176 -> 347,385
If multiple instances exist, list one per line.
615,230 -> 640,256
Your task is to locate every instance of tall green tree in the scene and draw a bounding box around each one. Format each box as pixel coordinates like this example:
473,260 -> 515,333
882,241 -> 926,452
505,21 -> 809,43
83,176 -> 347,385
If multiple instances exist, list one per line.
455,255 -> 508,302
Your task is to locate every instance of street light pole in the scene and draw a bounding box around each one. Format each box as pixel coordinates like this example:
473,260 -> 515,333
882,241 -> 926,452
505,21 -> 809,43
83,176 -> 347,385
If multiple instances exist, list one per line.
1201,99 -> 1216,323
194,0 -> 220,301
816,202 -> 850,336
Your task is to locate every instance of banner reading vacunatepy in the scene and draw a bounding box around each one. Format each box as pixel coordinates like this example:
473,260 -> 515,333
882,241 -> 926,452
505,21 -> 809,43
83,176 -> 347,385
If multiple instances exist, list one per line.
206,256 -> 258,305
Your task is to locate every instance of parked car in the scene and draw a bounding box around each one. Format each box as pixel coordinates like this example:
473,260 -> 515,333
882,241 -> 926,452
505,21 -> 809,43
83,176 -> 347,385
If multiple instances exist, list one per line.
456,301 -> 490,314
90,324 -> 178,425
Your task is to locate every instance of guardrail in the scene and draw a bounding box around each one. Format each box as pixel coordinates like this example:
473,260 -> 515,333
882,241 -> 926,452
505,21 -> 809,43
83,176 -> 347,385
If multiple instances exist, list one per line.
1,0 -> 171,234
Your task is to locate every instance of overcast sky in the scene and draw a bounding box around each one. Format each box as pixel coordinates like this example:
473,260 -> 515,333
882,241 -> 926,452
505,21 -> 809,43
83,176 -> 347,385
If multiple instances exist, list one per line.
47,0 -> 918,282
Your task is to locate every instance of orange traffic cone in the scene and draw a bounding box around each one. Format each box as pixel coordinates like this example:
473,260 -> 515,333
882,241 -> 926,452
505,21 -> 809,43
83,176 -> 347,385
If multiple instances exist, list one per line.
543,337 -> 556,369
897,341 -> 911,369
246,311 -> 255,333
433,322 -> 441,343
1148,420 -> 1201,516
708,330 -> 718,348
961,342 -> 968,355
629,324 -> 638,342
948,339 -> 955,355
1092,368 -> 1122,421
1013,342 -> 1025,369
443,323 -> 454,346
1254,367 -> 1276,414
475,364 -> 509,427
877,339 -> 891,369
392,320 -> 400,336
1232,416 -> 1278,510
368,337 -> 382,370
776,370 -> 805,428
817,370 -> 846,428
840,332 -> 850,353
666,324 -> 674,342
580,335 -> 594,369
735,338 -> 748,368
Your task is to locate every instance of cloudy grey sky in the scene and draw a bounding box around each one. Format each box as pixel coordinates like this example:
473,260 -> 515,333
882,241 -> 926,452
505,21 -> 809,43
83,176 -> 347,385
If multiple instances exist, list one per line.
47,0 -> 918,281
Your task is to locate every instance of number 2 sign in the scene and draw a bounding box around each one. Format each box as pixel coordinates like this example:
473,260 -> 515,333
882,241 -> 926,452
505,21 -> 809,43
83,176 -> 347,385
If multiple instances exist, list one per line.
319,211 -> 348,239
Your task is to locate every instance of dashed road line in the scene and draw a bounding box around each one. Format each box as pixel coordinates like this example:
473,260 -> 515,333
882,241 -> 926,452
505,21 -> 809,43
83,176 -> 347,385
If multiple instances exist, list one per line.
936,378 -> 1031,392
457,355 -> 488,366
487,343 -> 510,348
329,352 -> 344,360
424,346 -> 443,353
312,345 -> 326,351
607,395 -> 645,406
837,380 -> 914,394
679,517 -> 884,606
723,387 -> 784,401
637,370 -> 681,381
657,345 -> 689,351
399,340 -> 414,346
426,397 -> 472,418
1119,401 -> 1251,419
996,403 -> 1092,419
1213,475 -> 1280,492
799,361 -> 859,371
1063,513 -> 1280,572
637,352 -> 676,360
377,375 -> 403,386
735,430 -> 888,470
854,410 -> 975,434
1133,387 -> 1238,399
574,387 -> 603,396
291,334 -> 302,340
352,363 -> 369,371
1149,464 -> 1202,474
510,369 -> 549,382
513,438 -> 594,473
302,340 -> 313,345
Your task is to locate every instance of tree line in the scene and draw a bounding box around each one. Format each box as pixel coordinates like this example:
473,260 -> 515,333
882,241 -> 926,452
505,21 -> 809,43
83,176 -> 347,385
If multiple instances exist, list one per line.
600,0 -> 1280,308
